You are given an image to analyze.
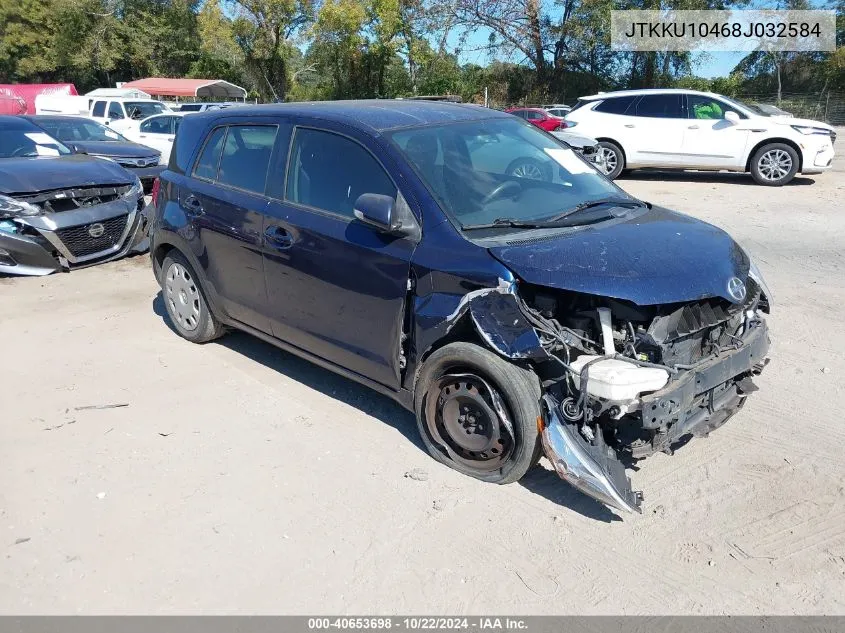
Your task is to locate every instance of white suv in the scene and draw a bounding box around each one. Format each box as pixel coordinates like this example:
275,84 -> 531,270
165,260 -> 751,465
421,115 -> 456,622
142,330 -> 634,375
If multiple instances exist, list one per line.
565,89 -> 836,185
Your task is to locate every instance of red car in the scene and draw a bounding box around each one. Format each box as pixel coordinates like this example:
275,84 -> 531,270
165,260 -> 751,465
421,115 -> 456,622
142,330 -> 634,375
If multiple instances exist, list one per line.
505,107 -> 567,132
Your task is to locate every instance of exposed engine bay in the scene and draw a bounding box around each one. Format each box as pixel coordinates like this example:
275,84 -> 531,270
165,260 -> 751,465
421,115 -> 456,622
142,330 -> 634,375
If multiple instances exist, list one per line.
460,277 -> 771,514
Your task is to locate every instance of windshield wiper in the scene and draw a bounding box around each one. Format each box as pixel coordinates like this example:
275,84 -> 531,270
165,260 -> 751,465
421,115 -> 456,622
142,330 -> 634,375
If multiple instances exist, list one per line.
539,197 -> 646,225
462,217 -> 545,231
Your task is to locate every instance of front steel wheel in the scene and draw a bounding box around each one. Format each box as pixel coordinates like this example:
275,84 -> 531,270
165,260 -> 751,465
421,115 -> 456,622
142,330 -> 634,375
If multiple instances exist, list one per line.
425,373 -> 514,472
414,342 -> 543,484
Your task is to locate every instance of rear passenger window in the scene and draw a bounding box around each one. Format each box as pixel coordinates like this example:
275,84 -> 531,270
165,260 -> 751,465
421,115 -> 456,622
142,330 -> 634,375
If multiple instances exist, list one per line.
594,96 -> 636,115
217,125 -> 277,194
193,127 -> 226,180
634,94 -> 684,118
91,101 -> 106,117
286,128 -> 396,218
108,102 -> 124,119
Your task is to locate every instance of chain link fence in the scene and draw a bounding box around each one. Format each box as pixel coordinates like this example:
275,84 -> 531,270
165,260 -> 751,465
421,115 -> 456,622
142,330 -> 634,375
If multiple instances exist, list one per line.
732,93 -> 844,124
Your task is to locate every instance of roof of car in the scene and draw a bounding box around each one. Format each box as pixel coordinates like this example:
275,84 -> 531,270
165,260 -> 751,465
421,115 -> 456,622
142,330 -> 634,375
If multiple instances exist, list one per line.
579,88 -> 722,101
0,115 -> 42,130
22,115 -> 95,123
197,99 -> 508,132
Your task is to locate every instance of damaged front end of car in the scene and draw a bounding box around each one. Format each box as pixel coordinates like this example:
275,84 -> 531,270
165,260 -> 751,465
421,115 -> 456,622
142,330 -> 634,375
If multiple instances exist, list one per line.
0,179 -> 148,276
457,275 -> 771,515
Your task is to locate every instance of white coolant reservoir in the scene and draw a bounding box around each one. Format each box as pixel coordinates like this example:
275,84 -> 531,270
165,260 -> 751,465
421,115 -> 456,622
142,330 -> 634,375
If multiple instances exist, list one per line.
569,355 -> 670,402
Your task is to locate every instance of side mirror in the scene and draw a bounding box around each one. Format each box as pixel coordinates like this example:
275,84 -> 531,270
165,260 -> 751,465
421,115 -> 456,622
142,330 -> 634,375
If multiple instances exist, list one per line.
71,144 -> 87,155
354,193 -> 403,234
725,110 -> 740,124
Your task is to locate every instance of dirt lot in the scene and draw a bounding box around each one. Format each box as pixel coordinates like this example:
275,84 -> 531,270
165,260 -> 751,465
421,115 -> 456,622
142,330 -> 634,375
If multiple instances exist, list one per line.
2,135 -> 844,615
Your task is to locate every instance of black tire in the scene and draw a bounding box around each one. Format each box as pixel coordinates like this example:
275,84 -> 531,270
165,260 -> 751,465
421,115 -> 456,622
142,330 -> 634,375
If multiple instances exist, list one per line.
750,143 -> 799,186
414,342 -> 543,484
597,141 -> 625,180
506,157 -> 552,181
159,251 -> 225,343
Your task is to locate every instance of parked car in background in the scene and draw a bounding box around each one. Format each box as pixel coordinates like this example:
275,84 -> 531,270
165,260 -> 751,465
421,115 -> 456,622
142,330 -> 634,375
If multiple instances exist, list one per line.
551,129 -> 605,171
505,107 -> 566,131
22,115 -> 163,194
750,103 -> 794,118
148,101 -> 771,515
122,112 -> 186,165
565,88 -> 835,184
0,116 -> 147,276
177,102 -> 242,112
543,104 -> 571,118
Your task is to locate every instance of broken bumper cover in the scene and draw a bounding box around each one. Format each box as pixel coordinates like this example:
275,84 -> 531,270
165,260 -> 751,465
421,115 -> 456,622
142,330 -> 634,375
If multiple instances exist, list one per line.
0,197 -> 148,276
540,320 -> 770,515
542,394 -> 643,514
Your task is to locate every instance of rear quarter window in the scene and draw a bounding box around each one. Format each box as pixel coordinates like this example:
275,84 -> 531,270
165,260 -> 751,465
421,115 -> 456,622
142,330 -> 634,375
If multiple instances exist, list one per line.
192,127 -> 226,180
593,96 -> 636,115
216,125 -> 277,194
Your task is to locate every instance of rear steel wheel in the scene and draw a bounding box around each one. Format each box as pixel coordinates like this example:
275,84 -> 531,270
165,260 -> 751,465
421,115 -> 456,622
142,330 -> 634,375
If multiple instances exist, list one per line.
165,262 -> 201,331
159,251 -> 225,343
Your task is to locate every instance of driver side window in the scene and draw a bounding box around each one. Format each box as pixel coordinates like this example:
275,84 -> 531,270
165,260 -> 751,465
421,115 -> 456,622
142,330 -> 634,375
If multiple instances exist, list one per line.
687,95 -> 742,120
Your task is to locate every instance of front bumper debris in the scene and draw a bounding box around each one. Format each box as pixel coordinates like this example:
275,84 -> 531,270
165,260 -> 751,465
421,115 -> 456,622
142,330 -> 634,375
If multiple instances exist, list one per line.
540,319 -> 770,515
541,394 -> 643,514
0,197 -> 147,276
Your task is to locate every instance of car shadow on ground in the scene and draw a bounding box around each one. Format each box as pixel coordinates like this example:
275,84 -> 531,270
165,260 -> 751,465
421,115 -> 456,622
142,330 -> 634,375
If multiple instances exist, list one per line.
152,291 -> 624,523
621,170 -> 816,186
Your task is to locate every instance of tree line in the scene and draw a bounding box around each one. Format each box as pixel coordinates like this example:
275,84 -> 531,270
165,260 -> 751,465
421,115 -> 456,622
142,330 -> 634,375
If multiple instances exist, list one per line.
0,0 -> 842,105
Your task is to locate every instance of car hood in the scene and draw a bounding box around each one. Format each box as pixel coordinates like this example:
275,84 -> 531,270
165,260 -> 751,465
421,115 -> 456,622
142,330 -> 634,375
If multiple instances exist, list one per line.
487,206 -> 750,306
70,140 -> 159,159
0,155 -> 133,195
769,115 -> 834,131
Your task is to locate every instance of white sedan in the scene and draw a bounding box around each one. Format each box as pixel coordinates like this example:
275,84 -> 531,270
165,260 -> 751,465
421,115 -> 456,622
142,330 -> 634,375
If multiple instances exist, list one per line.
122,112 -> 186,165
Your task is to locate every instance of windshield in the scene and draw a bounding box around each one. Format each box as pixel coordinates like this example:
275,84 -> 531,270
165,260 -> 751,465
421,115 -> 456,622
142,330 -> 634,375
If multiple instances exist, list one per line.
0,128 -> 72,158
35,118 -> 127,143
125,101 -> 168,120
390,118 -> 629,229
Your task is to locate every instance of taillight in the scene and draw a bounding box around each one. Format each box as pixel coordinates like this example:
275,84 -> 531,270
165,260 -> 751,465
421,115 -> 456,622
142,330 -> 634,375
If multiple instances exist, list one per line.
150,177 -> 161,206
558,121 -> 568,130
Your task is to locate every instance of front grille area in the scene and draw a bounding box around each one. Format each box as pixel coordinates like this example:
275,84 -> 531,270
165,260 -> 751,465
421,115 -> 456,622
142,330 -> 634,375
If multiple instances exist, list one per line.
54,215 -> 128,258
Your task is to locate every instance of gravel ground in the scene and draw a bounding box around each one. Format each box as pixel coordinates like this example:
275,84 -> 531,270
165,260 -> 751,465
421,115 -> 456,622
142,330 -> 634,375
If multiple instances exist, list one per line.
1,133 -> 844,614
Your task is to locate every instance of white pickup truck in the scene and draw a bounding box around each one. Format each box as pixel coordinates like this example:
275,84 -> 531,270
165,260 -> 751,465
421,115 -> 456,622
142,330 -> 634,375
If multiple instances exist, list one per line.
35,95 -> 172,135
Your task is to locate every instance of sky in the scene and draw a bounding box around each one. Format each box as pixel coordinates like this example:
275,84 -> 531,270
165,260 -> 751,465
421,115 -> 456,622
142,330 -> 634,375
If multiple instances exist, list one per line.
450,29 -> 747,79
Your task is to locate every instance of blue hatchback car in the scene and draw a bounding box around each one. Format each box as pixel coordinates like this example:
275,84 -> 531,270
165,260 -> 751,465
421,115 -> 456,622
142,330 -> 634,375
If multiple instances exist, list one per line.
148,100 -> 771,514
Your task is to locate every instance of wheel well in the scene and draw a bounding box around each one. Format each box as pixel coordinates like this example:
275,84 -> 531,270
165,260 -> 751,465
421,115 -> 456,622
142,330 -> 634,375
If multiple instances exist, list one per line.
746,138 -> 803,172
595,138 -> 626,165
152,243 -> 175,281
410,316 -> 483,393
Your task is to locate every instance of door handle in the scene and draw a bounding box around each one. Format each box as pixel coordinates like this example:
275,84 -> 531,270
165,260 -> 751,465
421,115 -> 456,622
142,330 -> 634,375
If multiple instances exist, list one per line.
166,137 -> 174,142
688,125 -> 699,129
624,124 -> 635,128
183,194 -> 204,215
264,225 -> 294,249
